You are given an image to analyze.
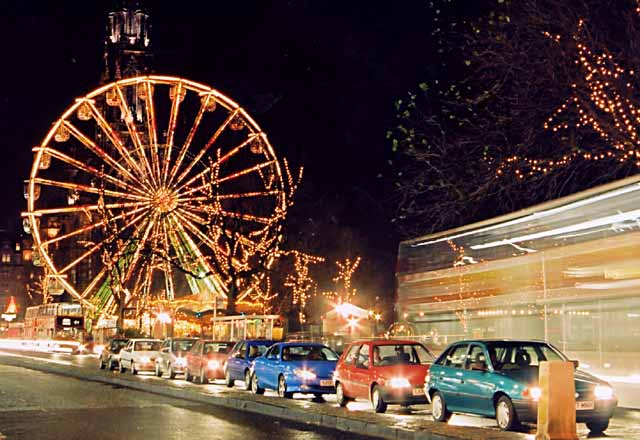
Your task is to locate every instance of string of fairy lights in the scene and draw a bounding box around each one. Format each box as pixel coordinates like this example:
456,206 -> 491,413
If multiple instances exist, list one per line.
495,6 -> 640,179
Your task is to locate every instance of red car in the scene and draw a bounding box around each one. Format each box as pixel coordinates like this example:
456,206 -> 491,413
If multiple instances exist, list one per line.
185,340 -> 235,384
333,339 -> 435,413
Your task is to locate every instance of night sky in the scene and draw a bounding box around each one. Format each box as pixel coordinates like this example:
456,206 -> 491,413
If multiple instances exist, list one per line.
0,1 -> 434,303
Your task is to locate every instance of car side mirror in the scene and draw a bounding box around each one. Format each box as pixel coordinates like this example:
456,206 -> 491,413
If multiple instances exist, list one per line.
571,359 -> 579,369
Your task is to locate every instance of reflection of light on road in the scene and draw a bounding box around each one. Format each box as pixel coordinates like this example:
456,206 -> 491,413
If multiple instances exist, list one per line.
346,400 -> 372,412
0,350 -> 73,366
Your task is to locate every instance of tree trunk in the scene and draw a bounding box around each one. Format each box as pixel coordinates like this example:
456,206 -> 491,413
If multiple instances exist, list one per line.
226,283 -> 237,315
116,297 -> 126,336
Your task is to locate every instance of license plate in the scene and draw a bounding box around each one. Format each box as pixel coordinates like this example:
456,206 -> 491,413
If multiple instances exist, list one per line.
576,401 -> 595,410
412,388 -> 424,396
320,379 -> 333,387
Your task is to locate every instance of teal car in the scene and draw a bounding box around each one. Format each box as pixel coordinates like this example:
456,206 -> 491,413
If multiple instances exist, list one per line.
426,340 -> 617,433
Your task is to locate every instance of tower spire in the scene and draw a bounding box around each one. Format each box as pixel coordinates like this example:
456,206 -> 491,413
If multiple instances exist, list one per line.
102,1 -> 153,83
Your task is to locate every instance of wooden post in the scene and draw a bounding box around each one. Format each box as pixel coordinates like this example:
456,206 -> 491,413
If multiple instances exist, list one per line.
536,361 -> 579,440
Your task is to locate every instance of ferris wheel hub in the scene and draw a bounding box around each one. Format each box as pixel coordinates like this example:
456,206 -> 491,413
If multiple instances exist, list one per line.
152,187 -> 178,213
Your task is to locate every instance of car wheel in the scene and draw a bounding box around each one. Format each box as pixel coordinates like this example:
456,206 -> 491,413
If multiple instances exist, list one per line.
168,365 -> 176,380
185,368 -> 192,382
199,368 -> 208,385
224,369 -> 235,388
431,391 -> 452,422
336,382 -> 349,407
371,385 -> 387,413
119,361 -> 126,374
155,363 -> 163,377
131,362 -> 137,375
586,419 -> 610,434
496,395 -> 519,431
278,375 -> 293,399
99,357 -> 106,370
251,373 -> 265,395
243,370 -> 252,391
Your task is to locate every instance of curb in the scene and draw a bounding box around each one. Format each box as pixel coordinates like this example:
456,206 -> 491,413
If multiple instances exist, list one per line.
0,354 -> 528,440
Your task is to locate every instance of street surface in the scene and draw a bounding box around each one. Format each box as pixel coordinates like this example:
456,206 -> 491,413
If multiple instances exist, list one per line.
0,362 -> 371,440
0,348 -> 639,439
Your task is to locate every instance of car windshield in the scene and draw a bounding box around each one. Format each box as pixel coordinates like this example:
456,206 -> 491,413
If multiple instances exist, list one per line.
111,340 -> 128,350
203,342 -> 233,355
248,344 -> 270,358
173,340 -> 196,352
134,341 -> 161,351
486,342 -> 566,371
372,344 -> 434,366
281,345 -> 338,361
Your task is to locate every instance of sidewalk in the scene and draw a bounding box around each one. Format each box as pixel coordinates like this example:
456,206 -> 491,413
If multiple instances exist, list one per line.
0,351 -> 527,440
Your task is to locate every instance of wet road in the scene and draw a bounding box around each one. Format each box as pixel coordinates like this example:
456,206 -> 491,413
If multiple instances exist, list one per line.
0,363 -> 372,440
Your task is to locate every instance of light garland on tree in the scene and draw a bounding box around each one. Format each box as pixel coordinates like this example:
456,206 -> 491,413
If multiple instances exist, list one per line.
495,11 -> 640,179
283,250 -> 324,324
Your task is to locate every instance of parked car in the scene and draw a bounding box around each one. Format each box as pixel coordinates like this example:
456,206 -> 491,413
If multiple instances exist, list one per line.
185,340 -> 235,384
426,339 -> 618,433
155,338 -> 198,379
224,339 -> 275,390
251,342 -> 339,399
118,339 -> 162,374
333,339 -> 434,413
98,337 -> 129,370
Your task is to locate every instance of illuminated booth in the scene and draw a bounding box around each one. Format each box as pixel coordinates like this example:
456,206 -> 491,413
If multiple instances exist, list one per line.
396,175 -> 640,408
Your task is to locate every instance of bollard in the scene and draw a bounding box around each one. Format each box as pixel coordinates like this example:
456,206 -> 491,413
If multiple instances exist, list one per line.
535,361 -> 578,440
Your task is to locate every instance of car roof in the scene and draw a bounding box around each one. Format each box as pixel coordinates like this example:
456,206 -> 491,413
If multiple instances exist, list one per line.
350,339 -> 424,346
243,339 -> 275,343
130,338 -> 161,342
169,337 -> 198,341
275,341 -> 327,347
200,340 -> 234,344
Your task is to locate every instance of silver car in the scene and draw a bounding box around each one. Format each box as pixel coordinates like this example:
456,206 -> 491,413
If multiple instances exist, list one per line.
155,338 -> 198,379
118,339 -> 162,374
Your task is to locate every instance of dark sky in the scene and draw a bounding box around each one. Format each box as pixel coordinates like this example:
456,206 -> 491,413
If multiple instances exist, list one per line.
0,0 -> 433,301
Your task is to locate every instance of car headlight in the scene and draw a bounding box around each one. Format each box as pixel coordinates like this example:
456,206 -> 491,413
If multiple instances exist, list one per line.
93,345 -> 105,355
389,377 -> 411,388
529,387 -> 542,401
140,356 -> 150,364
175,357 -> 186,367
208,360 -> 220,370
294,368 -> 317,380
594,385 -> 614,400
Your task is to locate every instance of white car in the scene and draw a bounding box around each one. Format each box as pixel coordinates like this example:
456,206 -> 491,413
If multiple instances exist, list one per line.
118,339 -> 162,375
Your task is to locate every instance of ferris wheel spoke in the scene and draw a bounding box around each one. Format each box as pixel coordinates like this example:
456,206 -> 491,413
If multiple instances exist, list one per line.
177,187 -> 280,203
162,81 -> 185,186
141,79 -> 161,184
120,214 -> 157,286
171,210 -> 225,258
167,212 -> 219,281
160,219 -> 176,300
80,267 -> 108,299
216,160 -> 276,185
114,85 -> 157,186
40,204 -> 150,247
86,100 -> 152,188
34,147 -> 147,197
167,94 -> 211,186
179,203 -> 272,226
58,210 -> 150,275
33,177 -> 149,202
173,108 -> 240,187
63,121 -> 144,187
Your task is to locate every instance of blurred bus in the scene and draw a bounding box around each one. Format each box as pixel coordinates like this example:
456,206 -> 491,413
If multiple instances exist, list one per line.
24,302 -> 84,352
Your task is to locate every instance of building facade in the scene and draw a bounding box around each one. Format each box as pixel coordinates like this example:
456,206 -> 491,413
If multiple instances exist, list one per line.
396,176 -> 640,408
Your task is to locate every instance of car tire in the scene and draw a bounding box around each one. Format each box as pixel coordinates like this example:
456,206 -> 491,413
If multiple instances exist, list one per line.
131,362 -> 137,375
109,359 -> 116,371
199,368 -> 208,385
155,363 -> 163,377
336,382 -> 349,407
251,373 -> 265,395
185,368 -> 192,382
371,385 -> 387,413
225,369 -> 235,388
431,391 -> 452,422
243,370 -> 252,391
586,419 -> 610,434
119,361 -> 126,374
495,395 -> 520,431
99,358 -> 106,370
278,375 -> 293,399
168,365 -> 176,379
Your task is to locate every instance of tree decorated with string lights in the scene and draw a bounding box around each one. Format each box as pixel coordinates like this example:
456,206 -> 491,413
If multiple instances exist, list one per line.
389,0 -> 640,237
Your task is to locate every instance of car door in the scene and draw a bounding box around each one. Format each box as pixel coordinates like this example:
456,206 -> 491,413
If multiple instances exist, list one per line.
263,345 -> 281,389
352,344 -> 372,399
458,344 -> 495,415
230,342 -> 246,380
121,341 -> 133,368
434,343 -> 469,410
159,340 -> 171,370
337,344 -> 359,396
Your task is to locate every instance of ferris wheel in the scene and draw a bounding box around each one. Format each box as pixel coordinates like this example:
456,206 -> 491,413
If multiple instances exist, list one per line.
24,75 -> 289,315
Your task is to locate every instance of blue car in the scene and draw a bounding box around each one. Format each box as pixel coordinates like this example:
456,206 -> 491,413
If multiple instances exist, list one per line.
426,339 -> 617,433
250,342 -> 339,398
224,339 -> 275,390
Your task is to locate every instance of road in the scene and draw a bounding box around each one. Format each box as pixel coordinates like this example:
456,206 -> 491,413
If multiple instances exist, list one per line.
1,348 -> 639,439
0,363 -> 372,440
